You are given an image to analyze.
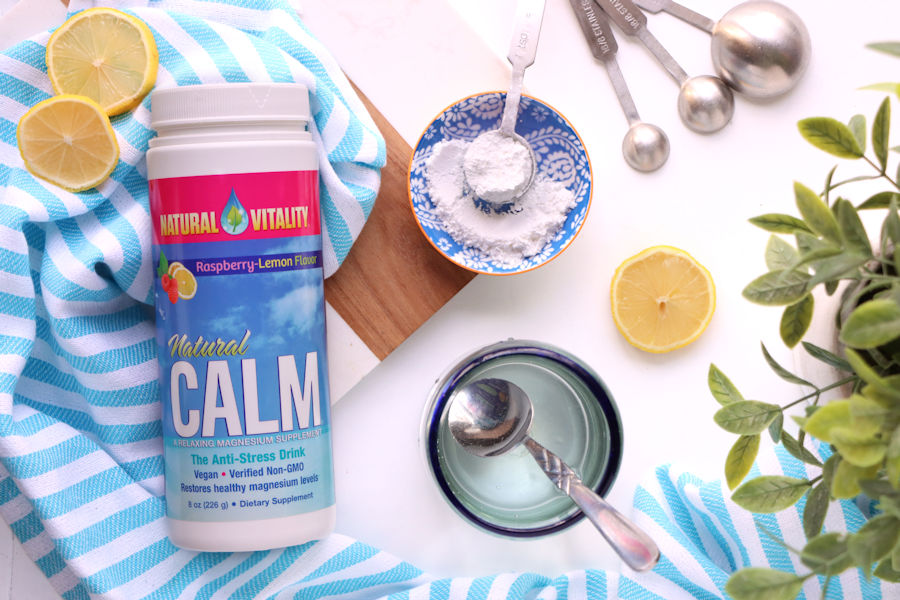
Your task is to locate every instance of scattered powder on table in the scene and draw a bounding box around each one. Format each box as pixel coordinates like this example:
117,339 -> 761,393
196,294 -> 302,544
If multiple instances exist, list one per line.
425,138 -> 577,268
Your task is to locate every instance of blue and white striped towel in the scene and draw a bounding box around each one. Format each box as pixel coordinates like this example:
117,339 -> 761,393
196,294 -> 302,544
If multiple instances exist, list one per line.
1,1 -> 898,598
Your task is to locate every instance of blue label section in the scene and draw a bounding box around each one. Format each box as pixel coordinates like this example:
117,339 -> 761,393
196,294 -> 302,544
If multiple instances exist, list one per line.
154,235 -> 335,522
184,251 -> 322,277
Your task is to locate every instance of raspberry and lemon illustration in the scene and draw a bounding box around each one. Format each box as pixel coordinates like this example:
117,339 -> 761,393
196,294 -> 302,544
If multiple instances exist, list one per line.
157,251 -> 197,304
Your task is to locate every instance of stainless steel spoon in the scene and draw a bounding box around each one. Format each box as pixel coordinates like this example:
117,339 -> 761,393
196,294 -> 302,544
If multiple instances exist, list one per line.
633,0 -> 810,99
593,0 -> 734,133
448,378 -> 660,572
569,0 -> 669,171
463,0 -> 546,204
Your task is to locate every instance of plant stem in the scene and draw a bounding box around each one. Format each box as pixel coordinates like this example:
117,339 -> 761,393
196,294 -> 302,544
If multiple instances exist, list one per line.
783,376 -> 858,410
864,155 -> 900,188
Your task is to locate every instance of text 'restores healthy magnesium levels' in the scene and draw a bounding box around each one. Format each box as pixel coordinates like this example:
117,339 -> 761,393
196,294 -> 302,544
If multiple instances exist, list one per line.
147,83 -> 335,551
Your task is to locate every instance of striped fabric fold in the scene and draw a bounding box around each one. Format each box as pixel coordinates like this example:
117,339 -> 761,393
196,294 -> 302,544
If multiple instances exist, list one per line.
2,0 -> 899,598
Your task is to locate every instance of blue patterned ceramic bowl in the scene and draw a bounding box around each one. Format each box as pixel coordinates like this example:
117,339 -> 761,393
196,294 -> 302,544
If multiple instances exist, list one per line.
408,92 -> 592,275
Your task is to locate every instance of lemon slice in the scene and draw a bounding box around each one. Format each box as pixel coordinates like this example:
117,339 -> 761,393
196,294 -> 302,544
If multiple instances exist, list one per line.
46,8 -> 158,116
167,262 -> 185,277
171,265 -> 197,300
610,245 -> 716,353
17,94 -> 119,192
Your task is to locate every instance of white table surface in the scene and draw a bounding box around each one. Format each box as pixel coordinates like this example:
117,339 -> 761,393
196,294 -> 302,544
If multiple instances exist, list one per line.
4,0 -> 900,597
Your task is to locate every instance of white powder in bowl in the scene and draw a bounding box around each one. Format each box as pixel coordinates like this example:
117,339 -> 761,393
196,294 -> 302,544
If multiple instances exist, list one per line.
425,138 -> 577,269
462,130 -> 533,204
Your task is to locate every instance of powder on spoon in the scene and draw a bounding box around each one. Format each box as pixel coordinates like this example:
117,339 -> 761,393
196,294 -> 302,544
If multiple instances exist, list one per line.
462,130 -> 534,204
425,138 -> 577,268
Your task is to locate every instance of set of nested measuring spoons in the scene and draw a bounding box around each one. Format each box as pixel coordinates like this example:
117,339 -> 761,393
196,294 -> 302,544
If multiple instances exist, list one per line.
571,0 -> 811,171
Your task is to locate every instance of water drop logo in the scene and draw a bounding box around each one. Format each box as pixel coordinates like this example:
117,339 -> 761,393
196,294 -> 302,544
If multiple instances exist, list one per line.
221,189 -> 249,235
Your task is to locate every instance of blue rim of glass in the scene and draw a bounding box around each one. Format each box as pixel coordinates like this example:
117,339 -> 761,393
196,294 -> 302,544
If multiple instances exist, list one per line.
425,342 -> 623,537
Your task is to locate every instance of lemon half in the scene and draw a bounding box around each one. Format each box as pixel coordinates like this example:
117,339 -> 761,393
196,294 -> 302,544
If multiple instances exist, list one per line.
46,7 -> 158,116
610,245 -> 716,353
17,94 -> 119,192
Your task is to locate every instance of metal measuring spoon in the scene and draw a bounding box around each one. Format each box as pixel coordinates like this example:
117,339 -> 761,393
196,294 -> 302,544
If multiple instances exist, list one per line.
593,0 -> 734,133
463,0 -> 546,204
448,378 -> 660,572
633,0 -> 810,99
570,0 -> 669,171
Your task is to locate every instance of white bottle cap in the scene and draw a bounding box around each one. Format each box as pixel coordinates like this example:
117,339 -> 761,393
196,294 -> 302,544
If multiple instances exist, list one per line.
150,83 -> 311,129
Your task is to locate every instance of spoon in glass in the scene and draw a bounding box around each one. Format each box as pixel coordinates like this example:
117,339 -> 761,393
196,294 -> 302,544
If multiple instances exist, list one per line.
448,378 -> 660,572
569,0 -> 669,171
463,0 -> 546,205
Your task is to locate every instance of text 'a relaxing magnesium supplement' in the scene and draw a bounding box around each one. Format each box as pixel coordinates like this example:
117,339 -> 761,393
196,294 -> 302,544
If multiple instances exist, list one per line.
147,83 -> 335,552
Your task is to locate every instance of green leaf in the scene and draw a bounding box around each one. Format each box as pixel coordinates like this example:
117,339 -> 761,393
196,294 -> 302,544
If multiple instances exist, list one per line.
848,114 -> 866,152
794,181 -> 843,244
749,213 -> 812,234
883,196 -> 900,250
765,235 -> 800,271
768,411 -> 784,443
802,341 -> 852,371
849,392 -> 895,433
157,250 -> 169,278
867,42 -> 900,57
732,475 -> 811,512
807,253 -> 869,288
708,364 -> 744,406
781,429 -> 823,466
862,82 -> 900,97
802,399 -> 851,444
227,205 -> 242,232
888,427 -> 900,487
801,532 -> 853,575
840,298 -> 900,349
847,348 -> 900,403
889,197 -> 900,275
831,427 -> 887,467
848,514 -> 900,579
780,295 -> 813,348
803,483 -> 831,539
874,96 -> 891,171
857,191 -> 900,210
725,568 -> 806,600
761,342 -> 813,386
798,117 -> 865,159
833,198 -> 873,257
714,401 -> 782,435
743,270 -> 812,306
726,434 -> 760,490
874,558 -> 900,583
831,459 -> 879,499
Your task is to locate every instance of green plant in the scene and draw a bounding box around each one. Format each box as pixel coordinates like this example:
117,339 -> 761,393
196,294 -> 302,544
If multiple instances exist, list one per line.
713,44 -> 900,600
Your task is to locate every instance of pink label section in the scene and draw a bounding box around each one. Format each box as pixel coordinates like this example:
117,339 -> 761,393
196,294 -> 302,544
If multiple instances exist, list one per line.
149,171 -> 320,245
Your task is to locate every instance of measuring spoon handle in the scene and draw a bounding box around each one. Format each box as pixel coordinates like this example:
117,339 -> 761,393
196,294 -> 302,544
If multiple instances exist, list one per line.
500,0 -> 547,136
523,437 -> 660,572
593,0 -> 688,83
633,0 -> 715,33
568,0 -> 641,124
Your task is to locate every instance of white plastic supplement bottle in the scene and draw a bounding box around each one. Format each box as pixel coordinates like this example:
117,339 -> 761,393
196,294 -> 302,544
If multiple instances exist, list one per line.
147,83 -> 336,552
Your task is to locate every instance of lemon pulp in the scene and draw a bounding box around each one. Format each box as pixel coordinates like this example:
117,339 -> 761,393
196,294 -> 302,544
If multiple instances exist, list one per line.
17,94 -> 119,192
610,245 -> 716,353
46,7 -> 158,116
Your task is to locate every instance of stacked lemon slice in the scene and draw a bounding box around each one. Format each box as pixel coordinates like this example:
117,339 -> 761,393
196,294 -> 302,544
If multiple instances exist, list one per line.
17,8 -> 158,192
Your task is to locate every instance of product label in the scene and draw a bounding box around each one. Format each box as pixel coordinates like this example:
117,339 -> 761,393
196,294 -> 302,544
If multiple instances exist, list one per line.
150,170 -> 335,522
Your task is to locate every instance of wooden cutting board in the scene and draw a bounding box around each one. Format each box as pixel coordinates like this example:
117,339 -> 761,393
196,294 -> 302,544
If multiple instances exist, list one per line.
324,85 -> 477,361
